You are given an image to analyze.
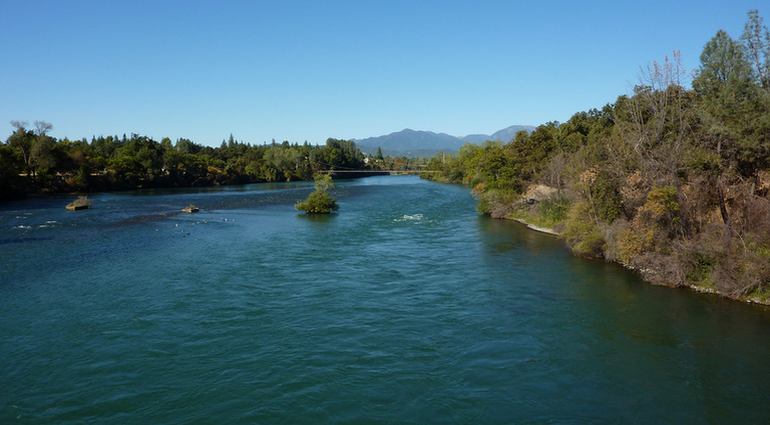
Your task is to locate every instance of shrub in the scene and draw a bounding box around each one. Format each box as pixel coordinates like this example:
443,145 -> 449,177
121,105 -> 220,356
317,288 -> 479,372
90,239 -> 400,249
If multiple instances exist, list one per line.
590,171 -> 623,222
476,187 -> 518,217
538,197 -> 570,226
296,191 -> 338,214
641,185 -> 680,221
616,226 -> 655,265
686,252 -> 716,287
562,201 -> 605,257
296,174 -> 338,214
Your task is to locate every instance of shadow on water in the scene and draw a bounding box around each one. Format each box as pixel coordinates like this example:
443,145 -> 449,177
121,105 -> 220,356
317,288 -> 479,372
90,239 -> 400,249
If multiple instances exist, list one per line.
476,213 -> 770,317
128,180 -> 311,196
296,213 -> 337,224
477,215 -> 568,256
474,211 -> 770,424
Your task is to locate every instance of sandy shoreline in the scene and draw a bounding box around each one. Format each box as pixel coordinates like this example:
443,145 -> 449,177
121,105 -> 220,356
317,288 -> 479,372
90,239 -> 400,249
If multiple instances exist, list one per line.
511,218 -> 560,236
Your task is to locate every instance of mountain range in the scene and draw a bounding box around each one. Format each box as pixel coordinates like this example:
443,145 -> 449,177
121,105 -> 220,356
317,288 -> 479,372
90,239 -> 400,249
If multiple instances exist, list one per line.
355,125 -> 536,157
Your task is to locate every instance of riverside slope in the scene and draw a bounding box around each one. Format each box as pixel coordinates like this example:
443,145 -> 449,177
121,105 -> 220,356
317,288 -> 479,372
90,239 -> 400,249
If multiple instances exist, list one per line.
506,215 -> 769,306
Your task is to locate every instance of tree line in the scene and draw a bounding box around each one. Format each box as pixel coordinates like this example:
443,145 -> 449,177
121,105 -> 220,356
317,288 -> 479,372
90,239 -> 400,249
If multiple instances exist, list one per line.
424,11 -> 770,302
0,127 -> 370,200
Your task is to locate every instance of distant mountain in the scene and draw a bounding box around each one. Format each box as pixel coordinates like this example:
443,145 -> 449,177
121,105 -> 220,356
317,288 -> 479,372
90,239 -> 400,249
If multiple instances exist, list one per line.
355,124 -> 536,157
355,129 -> 466,157
488,125 -> 536,142
461,125 -> 535,144
460,134 -> 491,144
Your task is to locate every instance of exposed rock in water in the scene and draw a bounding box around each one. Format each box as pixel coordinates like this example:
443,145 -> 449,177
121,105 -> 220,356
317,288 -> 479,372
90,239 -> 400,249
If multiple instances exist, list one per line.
65,196 -> 91,211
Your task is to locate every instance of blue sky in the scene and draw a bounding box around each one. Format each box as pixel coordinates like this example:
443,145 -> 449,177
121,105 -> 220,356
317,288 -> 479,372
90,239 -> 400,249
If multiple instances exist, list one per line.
0,1 -> 767,145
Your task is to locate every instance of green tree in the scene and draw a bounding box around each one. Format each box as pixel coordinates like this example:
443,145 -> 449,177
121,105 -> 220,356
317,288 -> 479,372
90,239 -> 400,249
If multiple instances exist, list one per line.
693,28 -> 768,177
7,121 -> 34,176
296,173 -> 338,214
28,121 -> 56,179
741,10 -> 770,89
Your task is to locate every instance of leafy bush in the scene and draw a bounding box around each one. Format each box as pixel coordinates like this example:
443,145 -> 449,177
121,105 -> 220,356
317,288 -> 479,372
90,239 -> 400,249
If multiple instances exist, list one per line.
538,197 -> 570,227
686,252 -> 716,287
562,201 -> 605,257
296,174 -> 338,214
616,226 -> 655,265
477,188 -> 519,217
590,171 -> 623,222
295,190 -> 338,214
642,185 -> 680,220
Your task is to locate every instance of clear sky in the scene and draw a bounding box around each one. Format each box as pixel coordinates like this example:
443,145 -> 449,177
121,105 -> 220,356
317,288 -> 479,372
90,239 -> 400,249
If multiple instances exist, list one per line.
0,0 -> 767,145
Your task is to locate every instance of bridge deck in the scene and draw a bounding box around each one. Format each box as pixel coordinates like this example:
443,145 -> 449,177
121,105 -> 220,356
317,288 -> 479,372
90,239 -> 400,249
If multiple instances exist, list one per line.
322,170 -> 439,174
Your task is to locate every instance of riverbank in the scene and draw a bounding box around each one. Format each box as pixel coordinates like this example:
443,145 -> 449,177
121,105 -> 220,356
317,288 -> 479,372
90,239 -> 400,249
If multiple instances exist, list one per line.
506,214 -> 770,307
510,218 -> 560,236
0,171 -> 389,203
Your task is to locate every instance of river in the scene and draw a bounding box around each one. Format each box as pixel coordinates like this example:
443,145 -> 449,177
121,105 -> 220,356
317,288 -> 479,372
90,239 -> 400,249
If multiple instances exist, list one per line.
1,175 -> 769,424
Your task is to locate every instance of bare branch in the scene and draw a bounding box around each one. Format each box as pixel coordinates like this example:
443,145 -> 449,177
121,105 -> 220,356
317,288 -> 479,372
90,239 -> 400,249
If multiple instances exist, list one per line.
33,121 -> 53,136
10,120 -> 28,131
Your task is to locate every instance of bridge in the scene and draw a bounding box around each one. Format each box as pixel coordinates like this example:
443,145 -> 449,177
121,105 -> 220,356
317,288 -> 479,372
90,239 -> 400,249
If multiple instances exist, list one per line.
321,169 -> 440,175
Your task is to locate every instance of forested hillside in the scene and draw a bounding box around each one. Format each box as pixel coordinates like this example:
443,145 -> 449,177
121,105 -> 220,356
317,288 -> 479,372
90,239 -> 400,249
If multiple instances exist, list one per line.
425,11 -> 770,303
0,131 -> 367,200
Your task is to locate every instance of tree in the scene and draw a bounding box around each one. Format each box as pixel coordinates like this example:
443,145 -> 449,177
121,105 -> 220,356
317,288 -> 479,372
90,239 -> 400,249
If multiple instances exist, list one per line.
741,10 -> 770,89
34,121 -> 53,136
0,144 -> 24,198
295,173 -> 338,214
693,29 -> 765,176
30,135 -> 56,177
8,121 -> 33,175
29,121 -> 56,178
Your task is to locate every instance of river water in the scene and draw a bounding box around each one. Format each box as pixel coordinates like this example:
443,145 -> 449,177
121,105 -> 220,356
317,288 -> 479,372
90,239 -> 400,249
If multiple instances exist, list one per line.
1,175 -> 769,424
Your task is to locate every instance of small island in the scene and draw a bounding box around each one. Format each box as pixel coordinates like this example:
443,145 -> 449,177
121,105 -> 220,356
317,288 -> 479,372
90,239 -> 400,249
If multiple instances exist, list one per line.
295,174 -> 338,214
182,204 -> 200,213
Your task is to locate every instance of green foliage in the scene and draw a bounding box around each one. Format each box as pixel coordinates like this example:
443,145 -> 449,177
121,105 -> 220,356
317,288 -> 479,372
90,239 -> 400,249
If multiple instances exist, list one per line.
685,147 -> 722,174
694,30 -> 753,95
537,197 -> 570,227
295,191 -> 338,214
741,10 -> 770,88
616,226 -> 655,265
296,174 -> 338,214
686,253 -> 716,287
421,10 -> 770,301
643,186 -> 680,218
693,24 -> 770,177
475,187 -> 518,217
507,197 -> 570,230
1,127 -> 371,197
312,173 -> 334,192
0,144 -> 24,199
590,171 -> 623,222
562,202 -> 605,257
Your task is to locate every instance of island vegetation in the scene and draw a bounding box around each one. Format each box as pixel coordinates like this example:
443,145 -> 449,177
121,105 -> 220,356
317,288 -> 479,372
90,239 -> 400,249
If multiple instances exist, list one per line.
424,11 -> 770,304
295,173 -> 338,214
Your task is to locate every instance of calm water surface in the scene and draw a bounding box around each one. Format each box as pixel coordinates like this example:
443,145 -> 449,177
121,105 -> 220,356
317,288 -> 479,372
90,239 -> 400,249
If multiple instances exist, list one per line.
1,176 -> 769,424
